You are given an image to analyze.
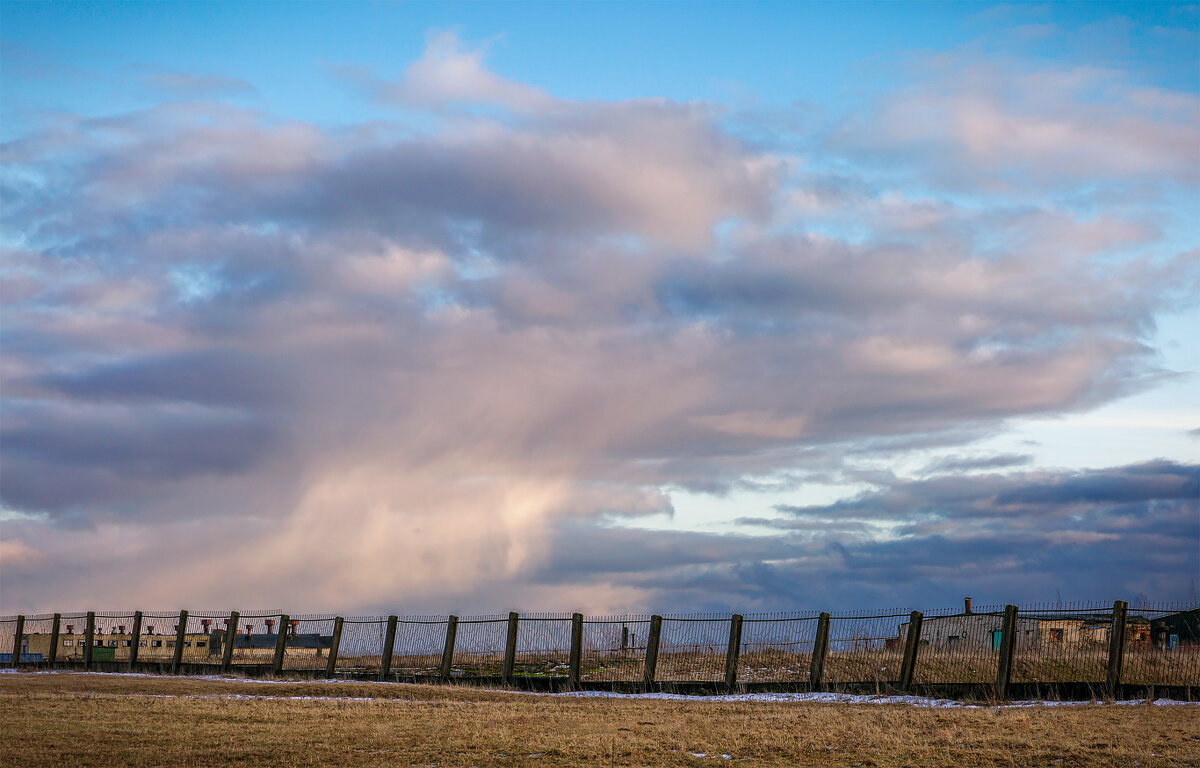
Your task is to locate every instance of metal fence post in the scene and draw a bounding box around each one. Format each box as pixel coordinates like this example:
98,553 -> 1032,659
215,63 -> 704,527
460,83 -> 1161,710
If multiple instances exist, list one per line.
724,614 -> 743,692
273,614 -> 289,675
502,612 -> 520,684
129,611 -> 143,670
898,611 -> 923,691
380,615 -> 398,681
325,617 -> 344,679
642,615 -> 662,691
171,610 -> 188,674
48,613 -> 61,667
809,612 -> 831,691
995,604 -> 1019,700
84,611 -> 96,669
1107,600 -> 1128,698
568,613 -> 584,689
10,616 -> 24,668
220,611 -> 238,672
440,616 -> 458,682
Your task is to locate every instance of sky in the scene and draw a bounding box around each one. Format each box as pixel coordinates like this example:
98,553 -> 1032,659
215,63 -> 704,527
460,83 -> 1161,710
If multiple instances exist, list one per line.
1,2 -> 1198,616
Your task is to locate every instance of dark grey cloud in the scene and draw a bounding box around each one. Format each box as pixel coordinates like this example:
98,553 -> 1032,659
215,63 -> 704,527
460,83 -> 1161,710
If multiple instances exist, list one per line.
1,400 -> 277,516
770,460 -> 1199,522
36,350 -> 288,408
524,461 -> 1198,612
917,453 -> 1033,475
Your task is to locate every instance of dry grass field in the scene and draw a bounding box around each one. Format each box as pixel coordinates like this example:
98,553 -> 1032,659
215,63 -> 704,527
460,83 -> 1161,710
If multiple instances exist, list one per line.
2,672 -> 1198,767
232,647 -> 1200,687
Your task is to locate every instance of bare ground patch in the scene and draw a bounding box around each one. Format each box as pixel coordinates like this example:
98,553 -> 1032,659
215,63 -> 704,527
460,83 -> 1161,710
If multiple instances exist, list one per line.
2,672 -> 1198,767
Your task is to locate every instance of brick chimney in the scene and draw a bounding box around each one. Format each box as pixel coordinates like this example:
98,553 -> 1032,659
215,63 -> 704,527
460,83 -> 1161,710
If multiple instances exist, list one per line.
964,597 -> 973,614
147,626 -> 155,635
66,625 -> 75,634
201,619 -> 212,634
289,620 -> 299,635
264,619 -> 276,634
118,625 -> 126,634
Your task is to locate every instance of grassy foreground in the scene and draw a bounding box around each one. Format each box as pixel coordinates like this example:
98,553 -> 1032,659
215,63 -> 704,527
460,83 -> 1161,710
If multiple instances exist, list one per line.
2,673 -> 1198,767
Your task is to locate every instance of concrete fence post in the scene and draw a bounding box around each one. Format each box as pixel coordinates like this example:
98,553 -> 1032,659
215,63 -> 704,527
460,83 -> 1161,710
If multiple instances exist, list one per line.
642,615 -> 663,691
440,616 -> 458,682
325,617 -> 344,679
995,604 -> 1019,700
84,611 -> 96,669
171,610 -> 188,674
273,614 -> 289,675
1107,600 -> 1129,698
129,611 -> 143,670
48,613 -> 61,668
568,613 -> 584,689
220,611 -> 238,673
898,611 -> 923,691
724,614 -> 743,692
502,612 -> 520,685
10,615 -> 24,668
380,615 -> 398,681
809,612 -> 831,691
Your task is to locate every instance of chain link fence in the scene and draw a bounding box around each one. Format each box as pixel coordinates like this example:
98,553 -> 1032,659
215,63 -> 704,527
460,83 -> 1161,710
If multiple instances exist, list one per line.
391,616 -> 448,677
4,601 -> 1197,692
657,614 -> 730,682
913,604 -> 1008,685
738,611 -> 819,683
824,609 -> 909,686
580,615 -> 650,682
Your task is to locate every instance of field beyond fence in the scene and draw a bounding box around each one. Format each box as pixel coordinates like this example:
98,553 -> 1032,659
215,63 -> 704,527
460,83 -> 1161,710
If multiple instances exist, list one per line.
4,600 -> 1197,701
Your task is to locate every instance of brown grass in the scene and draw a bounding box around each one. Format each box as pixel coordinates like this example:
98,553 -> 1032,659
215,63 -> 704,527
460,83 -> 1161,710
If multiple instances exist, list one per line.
120,645 -> 1200,686
3,672 -> 1199,767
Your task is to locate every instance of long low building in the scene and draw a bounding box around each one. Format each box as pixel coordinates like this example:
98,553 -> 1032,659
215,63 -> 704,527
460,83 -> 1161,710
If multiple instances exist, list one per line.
896,599 -> 1154,652
15,624 -> 331,663
21,627 -> 217,662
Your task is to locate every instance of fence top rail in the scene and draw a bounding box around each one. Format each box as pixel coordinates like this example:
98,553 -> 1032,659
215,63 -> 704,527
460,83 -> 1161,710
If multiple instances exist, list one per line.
1127,601 -> 1200,613
742,613 -> 820,623
921,608 -> 1006,618
135,611 -> 284,622
1015,608 -> 1116,618
828,610 -> 914,620
5,601 -> 1196,625
581,614 -> 652,624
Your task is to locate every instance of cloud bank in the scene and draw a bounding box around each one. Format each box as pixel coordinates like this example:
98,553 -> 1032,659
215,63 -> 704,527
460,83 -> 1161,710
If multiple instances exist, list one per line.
2,30 -> 1197,614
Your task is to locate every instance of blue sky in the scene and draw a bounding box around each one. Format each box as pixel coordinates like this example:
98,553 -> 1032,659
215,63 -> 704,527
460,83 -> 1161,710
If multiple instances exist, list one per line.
1,2 -> 1197,615
7,3 -> 1196,129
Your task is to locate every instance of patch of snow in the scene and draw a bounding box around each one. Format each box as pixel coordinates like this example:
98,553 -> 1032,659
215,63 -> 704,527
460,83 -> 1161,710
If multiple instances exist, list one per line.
2,669 -> 1196,709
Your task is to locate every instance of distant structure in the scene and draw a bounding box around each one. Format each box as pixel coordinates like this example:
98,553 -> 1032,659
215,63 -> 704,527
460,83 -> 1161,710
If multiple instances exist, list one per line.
1151,608 -> 1200,652
14,618 -> 331,663
897,597 -> 1156,652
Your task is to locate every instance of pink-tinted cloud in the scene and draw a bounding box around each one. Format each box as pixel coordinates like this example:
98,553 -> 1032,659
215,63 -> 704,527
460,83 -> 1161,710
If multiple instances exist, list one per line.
2,35 -> 1197,615
833,55 -> 1199,189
